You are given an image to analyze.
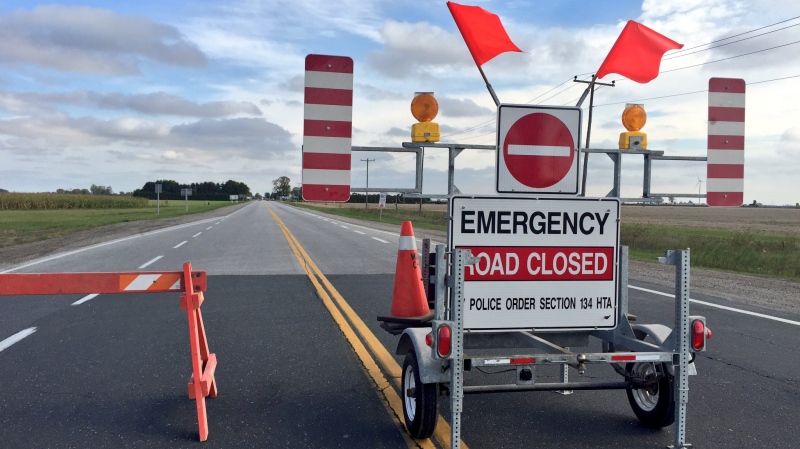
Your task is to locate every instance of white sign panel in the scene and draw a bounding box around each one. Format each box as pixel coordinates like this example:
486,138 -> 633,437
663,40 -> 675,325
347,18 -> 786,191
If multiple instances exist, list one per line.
379,192 -> 387,208
496,104 -> 582,195
449,196 -> 620,332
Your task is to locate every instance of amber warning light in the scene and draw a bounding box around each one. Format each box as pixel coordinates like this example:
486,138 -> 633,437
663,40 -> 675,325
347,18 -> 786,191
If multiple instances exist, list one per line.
618,103 -> 648,150
410,92 -> 440,143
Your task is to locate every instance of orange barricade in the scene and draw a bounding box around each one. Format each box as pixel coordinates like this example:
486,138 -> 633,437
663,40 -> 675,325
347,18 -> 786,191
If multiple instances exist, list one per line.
0,262 -> 217,442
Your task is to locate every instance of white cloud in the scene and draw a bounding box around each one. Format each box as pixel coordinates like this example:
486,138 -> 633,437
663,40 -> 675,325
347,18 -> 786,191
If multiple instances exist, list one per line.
0,5 -> 206,75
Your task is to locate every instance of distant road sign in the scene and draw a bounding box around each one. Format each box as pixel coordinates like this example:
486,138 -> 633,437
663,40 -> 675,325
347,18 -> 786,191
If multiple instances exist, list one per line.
707,78 -> 745,207
379,192 -> 387,208
449,196 -> 619,331
302,54 -> 353,202
155,184 -> 162,194
180,189 -> 192,196
496,105 -> 581,194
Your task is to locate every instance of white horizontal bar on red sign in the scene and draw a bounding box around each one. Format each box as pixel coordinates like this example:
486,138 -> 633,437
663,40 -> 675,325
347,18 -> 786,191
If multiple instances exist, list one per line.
302,54 -> 353,202
707,77 -> 745,207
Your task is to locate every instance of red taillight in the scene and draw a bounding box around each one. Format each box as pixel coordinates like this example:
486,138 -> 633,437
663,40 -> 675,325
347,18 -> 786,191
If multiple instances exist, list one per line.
692,320 -> 706,351
437,325 -> 451,357
425,333 -> 433,347
706,328 -> 712,340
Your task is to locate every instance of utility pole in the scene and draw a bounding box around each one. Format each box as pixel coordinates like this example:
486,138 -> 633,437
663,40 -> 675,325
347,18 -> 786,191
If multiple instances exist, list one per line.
573,75 -> 615,196
361,158 -> 375,209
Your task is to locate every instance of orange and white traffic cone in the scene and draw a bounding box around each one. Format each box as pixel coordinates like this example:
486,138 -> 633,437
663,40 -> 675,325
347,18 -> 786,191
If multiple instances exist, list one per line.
388,221 -> 431,320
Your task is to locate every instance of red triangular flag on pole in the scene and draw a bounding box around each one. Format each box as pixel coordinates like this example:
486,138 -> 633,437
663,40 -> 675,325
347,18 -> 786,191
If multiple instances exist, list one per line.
596,20 -> 683,83
447,1 -> 522,66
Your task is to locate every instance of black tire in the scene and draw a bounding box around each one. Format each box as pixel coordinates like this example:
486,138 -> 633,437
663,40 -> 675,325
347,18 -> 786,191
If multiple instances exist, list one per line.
625,362 -> 676,429
401,350 -> 438,439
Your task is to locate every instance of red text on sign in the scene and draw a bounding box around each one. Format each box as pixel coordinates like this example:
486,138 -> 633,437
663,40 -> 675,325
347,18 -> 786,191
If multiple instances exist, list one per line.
462,246 -> 614,281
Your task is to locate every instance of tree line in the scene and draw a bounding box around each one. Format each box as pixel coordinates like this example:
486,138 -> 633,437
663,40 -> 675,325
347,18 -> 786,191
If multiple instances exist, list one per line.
133,180 -> 252,201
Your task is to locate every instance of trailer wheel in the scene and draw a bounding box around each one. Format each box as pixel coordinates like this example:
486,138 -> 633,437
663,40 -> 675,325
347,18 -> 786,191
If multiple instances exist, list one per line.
401,350 -> 438,439
626,362 -> 675,429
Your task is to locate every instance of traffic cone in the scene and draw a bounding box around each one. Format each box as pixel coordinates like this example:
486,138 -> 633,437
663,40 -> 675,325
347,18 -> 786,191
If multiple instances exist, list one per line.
389,221 -> 431,319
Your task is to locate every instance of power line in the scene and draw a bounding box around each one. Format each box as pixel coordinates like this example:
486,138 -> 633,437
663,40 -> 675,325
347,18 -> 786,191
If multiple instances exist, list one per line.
663,22 -> 800,60
668,15 -> 800,55
660,39 -> 800,74
593,73 -> 800,108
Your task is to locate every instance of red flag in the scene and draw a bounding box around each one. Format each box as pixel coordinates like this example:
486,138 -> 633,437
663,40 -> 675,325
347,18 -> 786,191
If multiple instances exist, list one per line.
447,1 -> 522,66
596,20 -> 683,83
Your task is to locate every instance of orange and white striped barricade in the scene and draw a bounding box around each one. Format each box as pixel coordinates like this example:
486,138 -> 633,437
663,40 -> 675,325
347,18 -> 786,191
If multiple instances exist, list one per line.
0,262 -> 217,442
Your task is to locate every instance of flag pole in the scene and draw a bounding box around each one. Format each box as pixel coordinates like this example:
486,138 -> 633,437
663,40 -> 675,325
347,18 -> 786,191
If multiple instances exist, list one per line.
477,65 -> 500,106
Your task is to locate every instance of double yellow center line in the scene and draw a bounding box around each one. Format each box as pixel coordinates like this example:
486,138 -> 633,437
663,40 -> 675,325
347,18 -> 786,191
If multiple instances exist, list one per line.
267,205 -> 463,449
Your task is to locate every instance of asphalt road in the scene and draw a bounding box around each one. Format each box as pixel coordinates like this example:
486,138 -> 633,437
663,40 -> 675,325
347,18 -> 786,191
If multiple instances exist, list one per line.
0,201 -> 798,448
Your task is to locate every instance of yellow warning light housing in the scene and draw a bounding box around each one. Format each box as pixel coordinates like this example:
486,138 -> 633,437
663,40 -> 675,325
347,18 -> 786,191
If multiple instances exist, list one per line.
411,92 -> 440,142
619,103 -> 647,150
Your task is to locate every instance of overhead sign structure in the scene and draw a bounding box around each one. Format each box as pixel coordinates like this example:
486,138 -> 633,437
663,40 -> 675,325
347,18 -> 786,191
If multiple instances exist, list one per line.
707,78 -> 745,207
496,105 -> 582,195
449,196 -> 620,331
302,54 -> 354,202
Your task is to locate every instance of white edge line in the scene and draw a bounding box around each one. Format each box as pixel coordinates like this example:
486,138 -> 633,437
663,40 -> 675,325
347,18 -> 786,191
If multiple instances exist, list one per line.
206,226 -> 213,230
341,225 -> 349,229
286,206 -> 445,246
192,232 -> 202,238
72,293 -> 99,306
629,285 -> 800,326
138,255 -> 163,269
353,230 -> 365,235
0,327 -> 37,353
0,203 -> 249,274
173,241 -> 187,249
372,237 -> 389,243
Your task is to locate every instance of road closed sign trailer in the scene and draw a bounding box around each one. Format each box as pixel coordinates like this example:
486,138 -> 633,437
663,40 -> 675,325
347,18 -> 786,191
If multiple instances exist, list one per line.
449,196 -> 620,331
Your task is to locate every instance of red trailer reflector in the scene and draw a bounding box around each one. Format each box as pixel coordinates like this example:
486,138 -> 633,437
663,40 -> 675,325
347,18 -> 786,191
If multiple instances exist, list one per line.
692,320 -> 707,350
437,325 -> 452,358
510,357 -> 535,364
611,355 -> 637,361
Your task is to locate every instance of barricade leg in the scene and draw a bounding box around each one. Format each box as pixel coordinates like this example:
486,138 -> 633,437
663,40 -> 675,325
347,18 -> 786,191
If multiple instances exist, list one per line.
181,262 -> 217,442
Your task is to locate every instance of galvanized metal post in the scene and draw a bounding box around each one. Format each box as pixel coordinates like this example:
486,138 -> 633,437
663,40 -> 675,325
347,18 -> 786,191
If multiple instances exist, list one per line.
643,154 -> 653,198
449,249 -> 475,449
660,249 -> 692,449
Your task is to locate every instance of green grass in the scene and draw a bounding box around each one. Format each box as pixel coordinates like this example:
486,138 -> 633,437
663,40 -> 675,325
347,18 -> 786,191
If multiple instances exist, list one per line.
621,224 -> 800,280
292,203 -> 448,231
0,200 -> 238,248
290,203 -> 800,281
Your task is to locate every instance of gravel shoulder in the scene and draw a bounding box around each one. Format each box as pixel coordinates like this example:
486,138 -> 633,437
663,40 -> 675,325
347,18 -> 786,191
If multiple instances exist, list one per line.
2,202 -> 797,316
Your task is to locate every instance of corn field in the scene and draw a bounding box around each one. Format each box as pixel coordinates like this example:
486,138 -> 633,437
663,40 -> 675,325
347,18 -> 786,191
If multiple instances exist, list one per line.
0,193 -> 149,210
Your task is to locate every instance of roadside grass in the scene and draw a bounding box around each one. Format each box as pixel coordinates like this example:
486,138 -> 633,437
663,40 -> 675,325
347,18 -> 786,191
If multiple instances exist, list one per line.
293,202 -> 448,231
622,225 -> 800,280
0,200 -> 237,248
290,202 -> 800,281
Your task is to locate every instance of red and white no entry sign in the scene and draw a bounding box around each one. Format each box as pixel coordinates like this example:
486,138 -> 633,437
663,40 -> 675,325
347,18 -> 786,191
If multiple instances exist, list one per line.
496,105 -> 581,194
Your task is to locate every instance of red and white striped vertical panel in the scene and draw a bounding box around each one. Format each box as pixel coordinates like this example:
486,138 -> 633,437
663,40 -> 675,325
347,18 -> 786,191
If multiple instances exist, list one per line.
707,78 -> 745,207
302,54 -> 353,202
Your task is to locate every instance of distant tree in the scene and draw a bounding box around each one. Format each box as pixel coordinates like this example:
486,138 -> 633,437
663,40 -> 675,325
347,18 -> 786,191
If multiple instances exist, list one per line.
0,188 -> 8,193
291,186 -> 301,200
90,184 -> 113,195
56,188 -> 65,194
272,176 -> 291,198
668,196 -> 675,204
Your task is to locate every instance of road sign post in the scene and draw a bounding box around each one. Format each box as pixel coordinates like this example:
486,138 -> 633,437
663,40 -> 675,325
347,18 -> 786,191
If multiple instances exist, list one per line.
155,183 -> 162,216
449,195 -> 619,331
496,105 -> 582,195
181,188 -> 192,212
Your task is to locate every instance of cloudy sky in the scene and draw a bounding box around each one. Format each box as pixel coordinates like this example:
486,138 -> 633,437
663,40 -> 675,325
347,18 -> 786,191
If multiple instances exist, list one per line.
1,0 -> 798,205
